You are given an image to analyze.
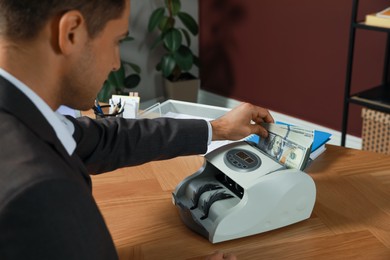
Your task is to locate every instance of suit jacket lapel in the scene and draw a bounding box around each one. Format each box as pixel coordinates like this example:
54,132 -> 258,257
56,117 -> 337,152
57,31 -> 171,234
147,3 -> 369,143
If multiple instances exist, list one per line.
0,76 -> 92,188
0,77 -> 61,147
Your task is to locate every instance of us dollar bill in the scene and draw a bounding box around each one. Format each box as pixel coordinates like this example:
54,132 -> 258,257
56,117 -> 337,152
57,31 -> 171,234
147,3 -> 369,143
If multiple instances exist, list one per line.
257,123 -> 314,170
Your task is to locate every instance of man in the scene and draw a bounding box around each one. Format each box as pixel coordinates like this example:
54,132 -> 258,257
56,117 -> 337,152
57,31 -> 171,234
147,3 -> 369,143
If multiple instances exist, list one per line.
0,0 -> 273,259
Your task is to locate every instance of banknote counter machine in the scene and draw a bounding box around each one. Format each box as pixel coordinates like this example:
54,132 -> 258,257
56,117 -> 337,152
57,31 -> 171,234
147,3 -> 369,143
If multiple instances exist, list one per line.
172,140 -> 316,243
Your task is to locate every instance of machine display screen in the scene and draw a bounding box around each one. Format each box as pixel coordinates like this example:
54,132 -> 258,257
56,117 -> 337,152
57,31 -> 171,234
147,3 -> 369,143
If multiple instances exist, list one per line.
225,148 -> 261,172
236,151 -> 254,164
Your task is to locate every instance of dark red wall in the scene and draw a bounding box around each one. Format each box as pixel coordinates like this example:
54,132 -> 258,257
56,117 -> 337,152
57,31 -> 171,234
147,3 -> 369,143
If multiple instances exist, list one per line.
199,0 -> 389,137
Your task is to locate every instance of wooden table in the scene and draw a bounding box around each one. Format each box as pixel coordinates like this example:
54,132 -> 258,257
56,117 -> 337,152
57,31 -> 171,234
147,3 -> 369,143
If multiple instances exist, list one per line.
91,145 -> 390,259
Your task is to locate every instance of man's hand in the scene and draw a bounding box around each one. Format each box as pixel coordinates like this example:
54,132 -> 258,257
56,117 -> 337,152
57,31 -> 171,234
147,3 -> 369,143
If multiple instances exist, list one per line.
210,102 -> 274,141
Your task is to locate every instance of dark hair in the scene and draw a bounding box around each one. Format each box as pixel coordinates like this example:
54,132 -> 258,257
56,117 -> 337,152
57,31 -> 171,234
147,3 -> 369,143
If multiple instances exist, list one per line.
0,0 -> 126,40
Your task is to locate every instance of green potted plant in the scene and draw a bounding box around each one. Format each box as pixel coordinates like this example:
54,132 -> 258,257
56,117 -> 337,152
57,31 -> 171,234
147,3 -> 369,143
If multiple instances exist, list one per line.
148,0 -> 200,102
97,36 -> 141,103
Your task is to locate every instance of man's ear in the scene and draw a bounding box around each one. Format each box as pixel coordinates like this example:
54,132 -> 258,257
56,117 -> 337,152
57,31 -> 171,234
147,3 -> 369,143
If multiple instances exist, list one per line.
58,10 -> 87,55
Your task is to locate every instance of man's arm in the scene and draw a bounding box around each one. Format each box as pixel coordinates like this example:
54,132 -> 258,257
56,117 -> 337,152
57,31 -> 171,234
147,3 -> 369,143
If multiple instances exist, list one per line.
70,117 -> 209,173
70,102 -> 273,174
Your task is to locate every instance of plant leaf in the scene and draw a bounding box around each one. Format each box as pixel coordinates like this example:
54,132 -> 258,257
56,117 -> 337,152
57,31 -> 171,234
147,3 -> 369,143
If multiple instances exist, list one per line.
122,61 -> 141,74
129,63 -> 141,74
112,65 -> 126,90
193,55 -> 200,68
106,71 -> 118,87
155,61 -> 162,71
165,0 -> 181,16
178,12 -> 198,36
98,81 -> 115,103
174,45 -> 193,71
148,7 -> 165,32
158,16 -> 172,32
180,28 -> 191,47
161,54 -> 176,78
124,74 -> 141,88
164,28 -> 182,52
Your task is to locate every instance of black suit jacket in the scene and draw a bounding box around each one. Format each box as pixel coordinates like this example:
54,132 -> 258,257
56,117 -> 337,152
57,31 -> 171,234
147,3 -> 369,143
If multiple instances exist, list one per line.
0,76 -> 208,259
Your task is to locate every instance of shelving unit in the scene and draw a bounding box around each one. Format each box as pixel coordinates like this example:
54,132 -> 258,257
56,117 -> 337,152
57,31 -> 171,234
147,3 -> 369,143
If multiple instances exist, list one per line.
341,0 -> 390,146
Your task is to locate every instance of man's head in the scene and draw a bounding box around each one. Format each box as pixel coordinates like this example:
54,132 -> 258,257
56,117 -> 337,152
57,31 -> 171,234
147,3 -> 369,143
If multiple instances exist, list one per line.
0,0 -> 126,41
0,0 -> 130,110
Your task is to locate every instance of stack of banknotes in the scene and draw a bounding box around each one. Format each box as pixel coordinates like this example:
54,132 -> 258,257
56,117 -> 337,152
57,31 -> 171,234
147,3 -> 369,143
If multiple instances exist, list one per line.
256,123 -> 314,170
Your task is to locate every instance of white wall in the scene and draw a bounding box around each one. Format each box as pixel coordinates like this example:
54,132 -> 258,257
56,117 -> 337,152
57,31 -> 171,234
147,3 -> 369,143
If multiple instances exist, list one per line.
120,0 -> 199,107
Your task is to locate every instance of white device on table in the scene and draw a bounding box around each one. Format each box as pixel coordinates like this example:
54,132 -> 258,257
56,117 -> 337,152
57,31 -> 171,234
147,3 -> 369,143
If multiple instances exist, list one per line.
172,141 -> 316,243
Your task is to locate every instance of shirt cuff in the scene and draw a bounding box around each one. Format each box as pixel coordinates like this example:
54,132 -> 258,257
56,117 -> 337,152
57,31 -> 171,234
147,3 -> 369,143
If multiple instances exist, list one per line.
206,120 -> 212,145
